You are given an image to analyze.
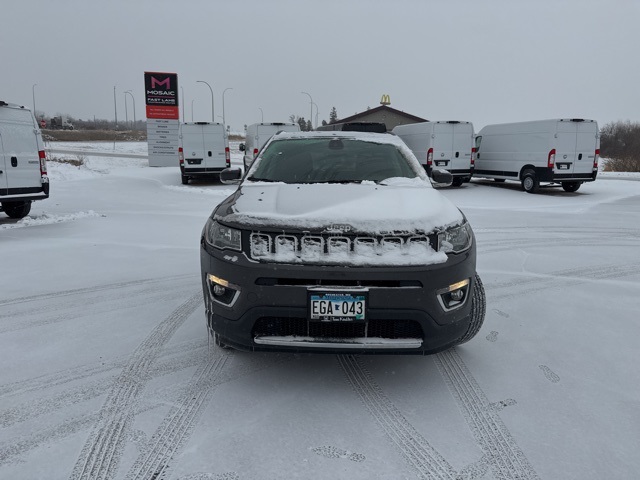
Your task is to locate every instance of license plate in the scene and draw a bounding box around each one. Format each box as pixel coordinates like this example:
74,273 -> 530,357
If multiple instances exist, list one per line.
436,160 -> 448,167
557,163 -> 570,170
309,291 -> 367,322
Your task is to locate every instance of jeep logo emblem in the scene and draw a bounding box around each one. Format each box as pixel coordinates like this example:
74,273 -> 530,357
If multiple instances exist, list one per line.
325,224 -> 352,233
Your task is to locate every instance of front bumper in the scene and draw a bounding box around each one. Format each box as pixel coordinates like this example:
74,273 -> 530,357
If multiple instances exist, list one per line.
200,239 -> 477,355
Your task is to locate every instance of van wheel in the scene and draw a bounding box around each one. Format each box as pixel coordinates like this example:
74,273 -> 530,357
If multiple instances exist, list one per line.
181,174 -> 189,185
451,177 -> 464,187
562,181 -> 581,192
522,169 -> 539,193
456,274 -> 486,345
2,201 -> 32,219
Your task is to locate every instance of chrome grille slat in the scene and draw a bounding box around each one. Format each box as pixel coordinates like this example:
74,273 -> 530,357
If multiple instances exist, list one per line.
249,231 -> 434,263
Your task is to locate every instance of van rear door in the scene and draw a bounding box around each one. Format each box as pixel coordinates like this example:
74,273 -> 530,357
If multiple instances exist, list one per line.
555,120 -> 579,174
202,126 -> 227,170
182,124 -> 206,170
452,123 -> 473,172
432,122 -> 454,168
575,121 -> 598,176
0,117 -> 41,191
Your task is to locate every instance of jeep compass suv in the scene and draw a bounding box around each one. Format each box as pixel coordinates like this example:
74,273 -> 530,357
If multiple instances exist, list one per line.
200,131 -> 485,354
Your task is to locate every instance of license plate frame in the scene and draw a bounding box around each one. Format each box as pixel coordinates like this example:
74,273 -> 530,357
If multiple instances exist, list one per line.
308,289 -> 368,322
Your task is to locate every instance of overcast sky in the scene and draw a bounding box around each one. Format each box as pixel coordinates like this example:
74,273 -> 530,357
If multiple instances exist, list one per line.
3,0 -> 639,132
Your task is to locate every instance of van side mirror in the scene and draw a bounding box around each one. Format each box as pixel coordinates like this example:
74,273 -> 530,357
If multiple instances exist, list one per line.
239,143 -> 245,152
431,168 -> 453,187
220,167 -> 243,185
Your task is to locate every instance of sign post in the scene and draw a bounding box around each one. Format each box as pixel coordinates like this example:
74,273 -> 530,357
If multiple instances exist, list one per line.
144,71 -> 180,167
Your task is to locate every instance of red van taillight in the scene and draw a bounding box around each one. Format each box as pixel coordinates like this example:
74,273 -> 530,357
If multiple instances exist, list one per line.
178,147 -> 184,167
225,147 -> 230,167
548,148 -> 556,168
426,147 -> 434,168
253,148 -> 259,158
471,147 -> 476,167
594,148 -> 600,169
38,150 -> 47,175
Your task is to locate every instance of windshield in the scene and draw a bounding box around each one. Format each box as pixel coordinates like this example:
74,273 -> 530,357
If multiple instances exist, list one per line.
247,138 -> 417,184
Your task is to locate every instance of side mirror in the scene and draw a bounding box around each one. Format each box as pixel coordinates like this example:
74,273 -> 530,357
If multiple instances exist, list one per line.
431,168 -> 453,188
239,143 -> 245,152
220,167 -> 242,185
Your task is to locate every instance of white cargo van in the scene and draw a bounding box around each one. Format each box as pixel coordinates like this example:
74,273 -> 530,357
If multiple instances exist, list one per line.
392,121 -> 475,187
178,122 -> 229,185
240,122 -> 300,170
0,101 -> 49,218
474,119 -> 599,193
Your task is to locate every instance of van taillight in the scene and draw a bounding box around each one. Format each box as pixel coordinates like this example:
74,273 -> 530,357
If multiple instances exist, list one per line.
178,147 -> 184,166
427,148 -> 434,167
253,148 -> 259,158
38,150 -> 47,175
471,147 -> 476,166
225,147 -> 230,167
548,148 -> 556,168
594,149 -> 600,169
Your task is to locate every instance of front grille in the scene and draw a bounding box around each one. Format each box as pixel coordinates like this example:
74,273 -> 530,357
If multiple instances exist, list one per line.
247,230 -> 438,265
252,317 -> 423,340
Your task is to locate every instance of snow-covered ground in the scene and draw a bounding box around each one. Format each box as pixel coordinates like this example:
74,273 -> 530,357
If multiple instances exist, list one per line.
1,142 -> 639,480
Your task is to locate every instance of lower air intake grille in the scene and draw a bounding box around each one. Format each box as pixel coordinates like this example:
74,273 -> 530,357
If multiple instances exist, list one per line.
252,317 -> 423,340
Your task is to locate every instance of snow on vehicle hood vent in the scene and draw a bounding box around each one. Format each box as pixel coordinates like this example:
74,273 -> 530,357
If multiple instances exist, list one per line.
217,182 -> 464,266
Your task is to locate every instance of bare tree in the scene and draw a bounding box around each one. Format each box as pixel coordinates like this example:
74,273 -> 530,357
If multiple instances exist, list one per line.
600,121 -> 640,172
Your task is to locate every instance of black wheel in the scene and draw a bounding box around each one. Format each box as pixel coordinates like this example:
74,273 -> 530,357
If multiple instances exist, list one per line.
2,201 -> 32,219
521,169 -> 539,193
181,174 -> 189,185
562,181 -> 581,193
451,177 -> 464,187
493,178 -> 506,183
456,274 -> 486,345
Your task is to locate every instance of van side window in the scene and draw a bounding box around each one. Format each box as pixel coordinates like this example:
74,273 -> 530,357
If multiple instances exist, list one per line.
475,136 -> 482,150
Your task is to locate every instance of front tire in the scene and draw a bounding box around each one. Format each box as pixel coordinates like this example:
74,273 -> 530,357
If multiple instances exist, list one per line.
521,169 -> 539,193
456,274 -> 486,345
2,201 -> 32,219
562,181 -> 581,192
451,177 -> 464,187
181,174 -> 189,185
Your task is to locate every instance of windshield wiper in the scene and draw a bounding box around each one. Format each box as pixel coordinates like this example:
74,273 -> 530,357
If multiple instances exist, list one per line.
247,177 -> 278,182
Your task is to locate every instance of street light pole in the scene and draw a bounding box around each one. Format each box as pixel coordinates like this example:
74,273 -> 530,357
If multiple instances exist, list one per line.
301,91 -> 313,130
191,99 -> 194,122
196,80 -> 214,122
125,91 -> 136,129
312,101 -> 319,129
113,86 -> 118,129
32,84 -> 37,118
180,86 -> 185,122
258,107 -> 264,123
123,92 -> 129,126
222,87 -> 233,126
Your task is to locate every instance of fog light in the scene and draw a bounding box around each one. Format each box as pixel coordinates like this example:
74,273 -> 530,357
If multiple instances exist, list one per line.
450,289 -> 464,301
207,274 -> 240,306
437,278 -> 471,312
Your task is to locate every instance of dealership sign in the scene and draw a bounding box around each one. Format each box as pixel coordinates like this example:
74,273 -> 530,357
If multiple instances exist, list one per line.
144,71 -> 180,166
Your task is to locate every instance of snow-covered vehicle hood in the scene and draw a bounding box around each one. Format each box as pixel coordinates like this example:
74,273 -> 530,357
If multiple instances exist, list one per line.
216,179 -> 463,234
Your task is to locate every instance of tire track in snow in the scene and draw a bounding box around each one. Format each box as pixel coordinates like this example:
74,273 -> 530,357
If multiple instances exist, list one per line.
0,342 -> 207,428
0,339 -> 206,400
435,349 -> 540,480
337,354 -> 458,479
0,274 -> 195,308
125,352 -> 231,480
488,262 -> 640,301
69,292 -> 202,480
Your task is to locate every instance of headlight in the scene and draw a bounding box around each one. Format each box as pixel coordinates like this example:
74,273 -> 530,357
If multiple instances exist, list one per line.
205,219 -> 242,251
438,222 -> 473,253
